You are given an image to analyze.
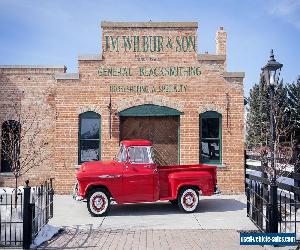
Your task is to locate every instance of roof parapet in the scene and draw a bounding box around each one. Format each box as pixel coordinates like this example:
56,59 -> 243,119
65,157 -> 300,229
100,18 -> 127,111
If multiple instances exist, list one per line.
78,54 -> 103,61
223,72 -> 245,78
55,73 -> 79,80
101,21 -> 198,28
197,54 -> 226,61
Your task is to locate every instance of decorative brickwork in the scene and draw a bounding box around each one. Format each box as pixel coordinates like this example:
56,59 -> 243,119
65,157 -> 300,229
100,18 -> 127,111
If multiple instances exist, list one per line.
77,105 -> 102,115
197,104 -> 224,115
116,95 -> 183,113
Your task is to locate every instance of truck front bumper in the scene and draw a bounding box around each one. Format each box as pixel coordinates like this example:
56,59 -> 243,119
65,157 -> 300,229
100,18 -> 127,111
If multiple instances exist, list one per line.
214,185 -> 221,194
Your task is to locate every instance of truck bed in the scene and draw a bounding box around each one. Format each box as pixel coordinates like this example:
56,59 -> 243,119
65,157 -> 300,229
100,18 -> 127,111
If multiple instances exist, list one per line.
158,164 -> 217,199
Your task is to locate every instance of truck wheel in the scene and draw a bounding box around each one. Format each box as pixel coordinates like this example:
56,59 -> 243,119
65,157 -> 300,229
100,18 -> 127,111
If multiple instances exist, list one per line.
178,187 -> 199,213
87,188 -> 111,217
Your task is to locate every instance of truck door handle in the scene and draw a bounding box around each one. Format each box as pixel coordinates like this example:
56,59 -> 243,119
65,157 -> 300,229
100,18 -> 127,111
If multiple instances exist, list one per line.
144,165 -> 152,169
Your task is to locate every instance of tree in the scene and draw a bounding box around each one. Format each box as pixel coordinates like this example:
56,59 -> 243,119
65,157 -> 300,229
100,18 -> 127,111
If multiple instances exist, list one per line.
246,75 -> 298,181
1,91 -> 54,205
246,76 -> 270,148
287,76 -> 300,147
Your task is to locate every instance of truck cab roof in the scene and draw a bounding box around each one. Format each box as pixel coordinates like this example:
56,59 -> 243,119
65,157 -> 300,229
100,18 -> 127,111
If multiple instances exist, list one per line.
121,139 -> 152,147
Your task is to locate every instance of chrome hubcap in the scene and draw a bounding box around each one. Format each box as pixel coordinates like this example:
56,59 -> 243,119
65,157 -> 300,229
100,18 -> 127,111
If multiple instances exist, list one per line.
185,195 -> 194,205
95,197 -> 103,207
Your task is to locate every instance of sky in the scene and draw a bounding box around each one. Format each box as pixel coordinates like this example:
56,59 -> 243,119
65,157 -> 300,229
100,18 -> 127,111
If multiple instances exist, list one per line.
0,0 -> 299,96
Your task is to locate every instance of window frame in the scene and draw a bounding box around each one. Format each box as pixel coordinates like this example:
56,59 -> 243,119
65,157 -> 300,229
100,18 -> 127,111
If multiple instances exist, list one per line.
200,111 -> 222,164
78,111 -> 101,164
1,120 -> 21,173
128,146 -> 154,164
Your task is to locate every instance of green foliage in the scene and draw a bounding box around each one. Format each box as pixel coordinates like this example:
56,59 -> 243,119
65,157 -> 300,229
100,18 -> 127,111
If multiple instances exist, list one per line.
286,76 -> 300,145
246,77 -> 270,148
246,76 -> 295,149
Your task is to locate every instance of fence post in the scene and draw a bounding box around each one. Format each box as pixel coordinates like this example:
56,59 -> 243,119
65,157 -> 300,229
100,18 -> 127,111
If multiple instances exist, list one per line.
23,180 -> 32,249
244,150 -> 247,193
50,178 -> 54,218
46,181 -> 49,223
268,181 -> 278,233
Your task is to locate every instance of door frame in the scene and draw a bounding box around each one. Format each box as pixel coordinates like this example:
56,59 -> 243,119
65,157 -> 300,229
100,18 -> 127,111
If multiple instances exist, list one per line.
118,104 -> 183,164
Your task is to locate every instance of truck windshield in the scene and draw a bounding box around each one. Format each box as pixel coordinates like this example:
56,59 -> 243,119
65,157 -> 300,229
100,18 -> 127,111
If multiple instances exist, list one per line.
128,146 -> 154,164
116,144 -> 127,162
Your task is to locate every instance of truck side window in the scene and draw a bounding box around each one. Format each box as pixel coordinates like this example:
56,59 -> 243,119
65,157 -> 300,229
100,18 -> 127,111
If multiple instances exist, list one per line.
128,146 -> 154,164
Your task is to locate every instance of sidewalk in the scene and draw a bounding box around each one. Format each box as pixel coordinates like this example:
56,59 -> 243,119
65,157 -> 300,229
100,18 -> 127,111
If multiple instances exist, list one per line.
38,228 -> 271,250
37,194 -> 296,249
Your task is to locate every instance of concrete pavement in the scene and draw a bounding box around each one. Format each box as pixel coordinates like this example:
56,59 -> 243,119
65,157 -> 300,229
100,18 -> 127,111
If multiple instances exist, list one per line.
38,194 -> 298,249
48,194 -> 257,231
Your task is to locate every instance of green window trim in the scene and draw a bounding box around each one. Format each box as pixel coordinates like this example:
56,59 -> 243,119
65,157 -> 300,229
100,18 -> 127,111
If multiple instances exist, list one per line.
200,111 -> 222,164
78,111 -> 101,164
118,104 -> 183,116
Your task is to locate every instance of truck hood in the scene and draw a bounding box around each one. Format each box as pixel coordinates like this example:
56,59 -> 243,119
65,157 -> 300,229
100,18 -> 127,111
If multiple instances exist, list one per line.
79,160 -> 116,173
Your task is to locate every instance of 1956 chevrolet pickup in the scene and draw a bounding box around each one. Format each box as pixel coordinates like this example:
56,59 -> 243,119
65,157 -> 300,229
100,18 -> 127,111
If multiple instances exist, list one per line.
75,139 -> 219,216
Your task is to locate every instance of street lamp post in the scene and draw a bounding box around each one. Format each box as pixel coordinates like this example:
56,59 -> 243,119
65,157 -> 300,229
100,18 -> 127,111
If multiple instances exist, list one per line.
261,49 -> 283,233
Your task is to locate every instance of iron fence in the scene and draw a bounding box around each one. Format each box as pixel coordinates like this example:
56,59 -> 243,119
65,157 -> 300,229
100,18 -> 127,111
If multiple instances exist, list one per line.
0,179 -> 54,249
0,187 -> 23,247
31,179 -> 54,239
245,151 -> 300,241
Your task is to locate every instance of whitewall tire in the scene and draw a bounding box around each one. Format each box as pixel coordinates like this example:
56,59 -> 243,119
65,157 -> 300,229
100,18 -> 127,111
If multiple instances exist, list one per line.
87,188 -> 111,217
178,188 -> 199,213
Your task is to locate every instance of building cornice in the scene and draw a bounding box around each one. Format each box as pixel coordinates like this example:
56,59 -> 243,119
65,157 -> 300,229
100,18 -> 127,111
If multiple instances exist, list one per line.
197,54 -> 226,61
101,21 -> 198,28
78,54 -> 103,61
0,65 -> 65,69
55,73 -> 79,80
223,72 -> 245,78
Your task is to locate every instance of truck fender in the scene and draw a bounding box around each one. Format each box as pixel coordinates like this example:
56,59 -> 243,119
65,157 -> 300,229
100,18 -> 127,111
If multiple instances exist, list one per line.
85,182 -> 111,198
168,171 -> 213,198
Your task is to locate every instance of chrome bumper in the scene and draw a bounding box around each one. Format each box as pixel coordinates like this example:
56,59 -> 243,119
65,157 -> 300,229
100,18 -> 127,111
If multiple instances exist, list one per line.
214,185 -> 221,194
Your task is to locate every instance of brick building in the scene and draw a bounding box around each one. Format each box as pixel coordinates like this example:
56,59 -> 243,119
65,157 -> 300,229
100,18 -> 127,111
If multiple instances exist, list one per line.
0,21 -> 245,194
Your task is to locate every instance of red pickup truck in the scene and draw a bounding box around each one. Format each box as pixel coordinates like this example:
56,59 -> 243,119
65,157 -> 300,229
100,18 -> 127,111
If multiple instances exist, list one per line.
75,140 -> 218,216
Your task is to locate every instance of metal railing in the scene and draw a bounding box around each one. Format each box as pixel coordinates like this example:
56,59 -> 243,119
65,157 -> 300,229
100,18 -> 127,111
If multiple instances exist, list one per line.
0,179 -> 54,249
245,151 -> 300,241
0,188 -> 23,247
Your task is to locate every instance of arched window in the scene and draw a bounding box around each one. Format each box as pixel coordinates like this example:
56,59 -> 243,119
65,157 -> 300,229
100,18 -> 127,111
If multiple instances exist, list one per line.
1,120 -> 21,172
78,112 -> 101,164
200,111 -> 222,164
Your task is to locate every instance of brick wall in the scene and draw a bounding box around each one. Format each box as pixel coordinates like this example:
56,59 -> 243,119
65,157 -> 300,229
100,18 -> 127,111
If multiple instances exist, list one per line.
0,22 -> 245,194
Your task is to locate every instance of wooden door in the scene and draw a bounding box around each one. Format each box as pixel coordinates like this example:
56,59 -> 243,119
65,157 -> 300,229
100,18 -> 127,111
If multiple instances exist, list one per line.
120,116 -> 179,165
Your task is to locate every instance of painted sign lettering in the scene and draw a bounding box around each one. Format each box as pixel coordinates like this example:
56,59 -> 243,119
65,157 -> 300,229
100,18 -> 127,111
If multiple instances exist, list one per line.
98,67 -> 201,77
104,35 -> 196,53
110,84 -> 188,93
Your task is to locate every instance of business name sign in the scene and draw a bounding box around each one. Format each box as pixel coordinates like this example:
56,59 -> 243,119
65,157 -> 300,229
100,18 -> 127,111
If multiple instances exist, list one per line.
110,84 -> 187,93
98,66 -> 201,77
104,35 -> 196,53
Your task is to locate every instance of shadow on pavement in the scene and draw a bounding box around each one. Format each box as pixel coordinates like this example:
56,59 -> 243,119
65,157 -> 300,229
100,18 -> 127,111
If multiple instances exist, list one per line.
106,198 -> 246,216
198,198 -> 246,212
38,225 -> 98,249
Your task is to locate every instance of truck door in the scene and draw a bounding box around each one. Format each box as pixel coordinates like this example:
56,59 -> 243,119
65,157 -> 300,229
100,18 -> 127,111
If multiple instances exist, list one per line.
122,146 -> 157,202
